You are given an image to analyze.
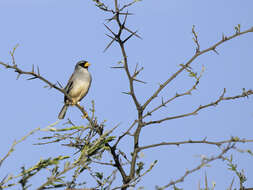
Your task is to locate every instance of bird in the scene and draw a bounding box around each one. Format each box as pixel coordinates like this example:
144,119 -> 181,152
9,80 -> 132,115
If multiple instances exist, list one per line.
58,60 -> 92,119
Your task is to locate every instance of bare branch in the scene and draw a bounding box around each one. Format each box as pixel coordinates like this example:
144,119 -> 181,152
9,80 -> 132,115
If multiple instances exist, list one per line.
0,62 -> 66,95
145,88 -> 253,126
92,160 -> 115,167
143,75 -> 200,119
9,44 -> 19,66
228,178 -> 235,190
139,137 -> 253,151
123,30 -> 138,43
132,65 -> 144,78
114,120 -> 138,148
2,2 -> 252,189
111,160 -> 157,190
0,128 -> 40,168
119,0 -> 138,12
192,25 -> 200,53
157,144 -> 233,189
0,61 -> 99,129
117,32 -> 141,111
142,26 -> 253,110
101,1 -> 145,185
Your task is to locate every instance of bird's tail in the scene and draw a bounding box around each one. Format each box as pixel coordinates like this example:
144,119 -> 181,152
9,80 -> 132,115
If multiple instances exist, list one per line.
58,105 -> 69,119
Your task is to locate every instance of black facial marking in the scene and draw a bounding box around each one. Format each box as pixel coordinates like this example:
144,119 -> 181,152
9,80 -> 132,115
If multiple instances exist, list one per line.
77,60 -> 87,68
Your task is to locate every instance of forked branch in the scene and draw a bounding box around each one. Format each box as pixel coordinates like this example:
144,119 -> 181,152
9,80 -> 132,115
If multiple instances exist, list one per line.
145,88 -> 253,126
142,26 -> 253,111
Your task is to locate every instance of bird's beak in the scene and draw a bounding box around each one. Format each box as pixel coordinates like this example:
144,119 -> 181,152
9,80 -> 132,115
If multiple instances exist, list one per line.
84,62 -> 91,67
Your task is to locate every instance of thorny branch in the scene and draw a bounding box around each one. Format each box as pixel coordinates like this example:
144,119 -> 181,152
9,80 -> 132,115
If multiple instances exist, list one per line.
0,128 -> 40,168
144,88 -> 253,126
111,160 -> 157,190
102,0 -> 145,186
99,0 -> 253,188
139,137 -> 253,151
143,70 -> 201,119
157,144 -> 234,190
0,61 -> 98,128
142,26 -> 253,110
0,49 -> 125,189
1,0 -> 253,189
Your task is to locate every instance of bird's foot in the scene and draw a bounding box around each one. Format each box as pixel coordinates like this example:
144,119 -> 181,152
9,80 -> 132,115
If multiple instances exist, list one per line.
70,100 -> 78,106
82,111 -> 88,119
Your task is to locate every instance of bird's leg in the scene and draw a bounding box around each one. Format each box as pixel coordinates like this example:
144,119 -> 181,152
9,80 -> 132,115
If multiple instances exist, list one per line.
82,112 -> 88,119
70,99 -> 77,106
66,98 -> 76,106
76,102 -> 88,118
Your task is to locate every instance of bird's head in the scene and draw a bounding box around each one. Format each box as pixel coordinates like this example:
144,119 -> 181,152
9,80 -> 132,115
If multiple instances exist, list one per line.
76,60 -> 91,70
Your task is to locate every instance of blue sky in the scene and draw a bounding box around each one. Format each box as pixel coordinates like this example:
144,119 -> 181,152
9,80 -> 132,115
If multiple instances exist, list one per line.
0,0 -> 253,189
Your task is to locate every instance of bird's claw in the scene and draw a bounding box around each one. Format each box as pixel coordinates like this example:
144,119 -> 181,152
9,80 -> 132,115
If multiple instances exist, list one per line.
82,112 -> 88,119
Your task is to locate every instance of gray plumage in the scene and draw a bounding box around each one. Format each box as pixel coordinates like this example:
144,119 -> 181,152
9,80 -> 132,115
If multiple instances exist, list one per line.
58,60 -> 92,119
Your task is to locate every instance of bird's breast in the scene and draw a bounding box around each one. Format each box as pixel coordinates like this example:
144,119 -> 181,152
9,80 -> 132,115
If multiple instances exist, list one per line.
68,70 -> 91,99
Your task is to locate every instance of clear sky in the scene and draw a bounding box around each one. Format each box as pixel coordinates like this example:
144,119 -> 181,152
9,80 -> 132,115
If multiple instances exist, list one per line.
0,0 -> 253,189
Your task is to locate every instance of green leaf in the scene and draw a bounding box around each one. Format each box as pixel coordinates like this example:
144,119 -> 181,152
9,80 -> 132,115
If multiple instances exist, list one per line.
136,162 -> 144,175
95,172 -> 103,180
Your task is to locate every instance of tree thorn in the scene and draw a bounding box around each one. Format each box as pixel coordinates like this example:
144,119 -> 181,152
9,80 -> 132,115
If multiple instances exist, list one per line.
124,27 -> 142,39
123,30 -> 138,43
37,65 -> 40,76
16,73 -> 21,80
104,24 -> 117,36
122,91 -> 131,95
212,48 -> 219,55
27,76 -> 38,80
103,38 -> 117,52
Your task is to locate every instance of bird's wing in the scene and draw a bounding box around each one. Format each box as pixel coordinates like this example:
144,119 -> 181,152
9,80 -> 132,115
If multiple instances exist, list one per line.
64,73 -> 75,103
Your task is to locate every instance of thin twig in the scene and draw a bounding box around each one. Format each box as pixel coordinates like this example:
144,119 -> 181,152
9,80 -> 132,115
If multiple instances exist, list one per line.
139,137 -> 253,151
142,26 -> 253,111
143,77 -> 200,119
157,144 -> 233,189
145,89 -> 253,126
0,128 -> 40,167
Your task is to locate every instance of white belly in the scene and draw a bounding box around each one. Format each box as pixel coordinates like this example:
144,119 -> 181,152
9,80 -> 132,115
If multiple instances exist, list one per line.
66,68 -> 91,103
69,78 -> 89,99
